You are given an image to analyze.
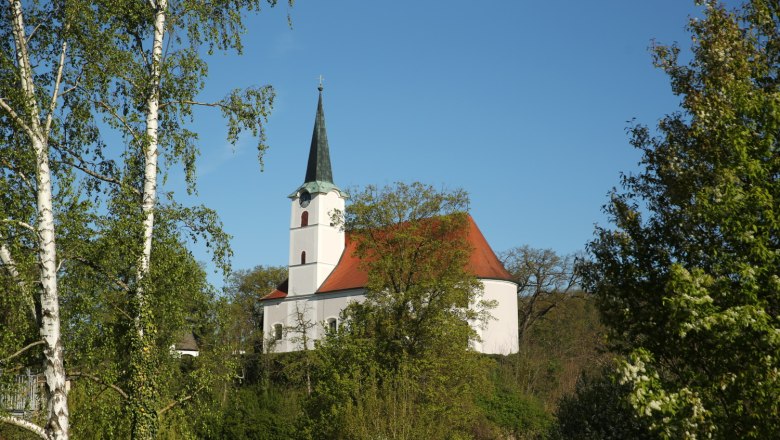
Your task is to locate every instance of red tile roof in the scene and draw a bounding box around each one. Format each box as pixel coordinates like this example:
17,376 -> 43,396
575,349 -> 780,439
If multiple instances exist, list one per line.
263,279 -> 288,300
260,215 -> 512,301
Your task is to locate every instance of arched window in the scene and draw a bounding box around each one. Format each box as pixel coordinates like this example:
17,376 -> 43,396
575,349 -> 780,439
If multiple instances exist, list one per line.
301,251 -> 306,265
273,324 -> 283,341
327,318 -> 337,334
301,211 -> 309,227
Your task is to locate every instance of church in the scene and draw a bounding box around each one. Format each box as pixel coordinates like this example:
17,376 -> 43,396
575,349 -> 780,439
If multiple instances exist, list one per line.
260,86 -> 519,355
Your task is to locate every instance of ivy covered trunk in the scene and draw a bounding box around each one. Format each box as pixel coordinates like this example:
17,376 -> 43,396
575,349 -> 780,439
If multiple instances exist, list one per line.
129,1 -> 166,438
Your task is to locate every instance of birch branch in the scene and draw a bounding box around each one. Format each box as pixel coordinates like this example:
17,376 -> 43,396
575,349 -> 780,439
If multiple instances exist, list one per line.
1,340 -> 44,364
0,416 -> 47,440
44,35 -> 68,137
94,100 -> 141,144
0,158 -> 35,192
68,255 -> 131,293
0,234 -> 37,324
54,153 -> 135,195
160,99 -> 232,110
157,386 -> 203,416
0,96 -> 35,139
67,372 -> 128,399
9,0 -> 42,134
2,219 -> 36,233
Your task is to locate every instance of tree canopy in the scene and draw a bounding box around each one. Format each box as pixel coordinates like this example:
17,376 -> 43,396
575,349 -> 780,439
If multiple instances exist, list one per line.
582,1 -> 780,437
304,182 -> 494,439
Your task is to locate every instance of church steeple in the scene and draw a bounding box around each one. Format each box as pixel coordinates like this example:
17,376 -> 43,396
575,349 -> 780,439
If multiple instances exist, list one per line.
286,83 -> 347,296
304,85 -> 333,184
289,83 -> 344,198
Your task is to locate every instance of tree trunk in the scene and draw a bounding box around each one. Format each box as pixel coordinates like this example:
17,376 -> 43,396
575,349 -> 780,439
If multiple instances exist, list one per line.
34,137 -> 69,440
129,1 -> 166,438
8,0 -> 69,438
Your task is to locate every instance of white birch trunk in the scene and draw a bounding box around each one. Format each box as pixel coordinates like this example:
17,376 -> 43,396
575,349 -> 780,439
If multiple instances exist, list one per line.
8,1 -> 69,438
135,0 -> 166,332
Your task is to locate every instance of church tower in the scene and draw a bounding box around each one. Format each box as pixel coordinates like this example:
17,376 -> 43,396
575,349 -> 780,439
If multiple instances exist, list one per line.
287,85 -> 347,296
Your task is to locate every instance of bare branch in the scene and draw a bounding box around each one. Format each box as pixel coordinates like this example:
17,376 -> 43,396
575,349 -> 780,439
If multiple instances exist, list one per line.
0,416 -> 47,439
1,340 -> 44,364
67,371 -> 128,399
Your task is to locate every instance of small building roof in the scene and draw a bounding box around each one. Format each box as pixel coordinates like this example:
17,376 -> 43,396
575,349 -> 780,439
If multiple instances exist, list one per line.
261,215 -> 512,301
174,332 -> 198,351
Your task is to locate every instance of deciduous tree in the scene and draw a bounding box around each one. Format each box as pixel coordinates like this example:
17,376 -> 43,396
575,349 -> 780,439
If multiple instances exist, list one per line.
500,246 -> 580,343
306,182 -> 494,439
0,0 -> 291,438
582,1 -> 780,437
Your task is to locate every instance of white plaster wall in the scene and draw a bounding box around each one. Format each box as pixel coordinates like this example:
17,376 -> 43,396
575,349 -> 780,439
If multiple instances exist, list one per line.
265,283 -> 519,355
476,279 -> 519,355
288,189 -> 345,296
264,292 -> 366,353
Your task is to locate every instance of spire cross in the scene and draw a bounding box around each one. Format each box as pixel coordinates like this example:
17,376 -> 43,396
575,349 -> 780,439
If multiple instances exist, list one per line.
318,75 -> 324,91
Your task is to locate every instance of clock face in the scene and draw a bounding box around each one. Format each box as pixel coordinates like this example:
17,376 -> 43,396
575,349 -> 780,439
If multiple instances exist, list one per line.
299,191 -> 311,208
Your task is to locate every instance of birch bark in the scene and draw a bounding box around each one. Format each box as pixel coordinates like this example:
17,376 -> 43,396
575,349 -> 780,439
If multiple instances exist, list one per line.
6,0 -> 69,438
136,0 -> 166,330
129,1 -> 167,438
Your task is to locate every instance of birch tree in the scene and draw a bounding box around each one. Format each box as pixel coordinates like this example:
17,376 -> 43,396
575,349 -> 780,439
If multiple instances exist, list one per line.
1,0 -> 291,438
78,1 -> 289,437
0,0 -> 91,437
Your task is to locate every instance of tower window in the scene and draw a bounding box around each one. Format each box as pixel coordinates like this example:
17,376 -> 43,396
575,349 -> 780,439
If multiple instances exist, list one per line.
327,318 -> 337,334
301,211 -> 309,227
301,251 -> 306,265
273,324 -> 283,341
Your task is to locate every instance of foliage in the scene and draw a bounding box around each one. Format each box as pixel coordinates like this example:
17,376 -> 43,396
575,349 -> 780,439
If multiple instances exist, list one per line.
194,386 -> 302,440
582,1 -> 780,438
555,366 -> 657,440
297,182 -> 491,438
478,377 -> 553,440
504,294 -> 608,409
223,265 -> 286,382
339,182 -> 490,362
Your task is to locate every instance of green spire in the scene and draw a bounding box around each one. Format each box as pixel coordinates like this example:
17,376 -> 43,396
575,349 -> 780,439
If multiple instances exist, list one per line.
304,85 -> 333,184
289,84 -> 346,199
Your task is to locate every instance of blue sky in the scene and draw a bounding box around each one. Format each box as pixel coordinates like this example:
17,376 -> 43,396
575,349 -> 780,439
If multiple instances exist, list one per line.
170,1 -> 711,288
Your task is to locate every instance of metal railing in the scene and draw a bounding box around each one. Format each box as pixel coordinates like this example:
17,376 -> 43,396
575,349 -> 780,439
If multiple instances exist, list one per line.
0,370 -> 42,416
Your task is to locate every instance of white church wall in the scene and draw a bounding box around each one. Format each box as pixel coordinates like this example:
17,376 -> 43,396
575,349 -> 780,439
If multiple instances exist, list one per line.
475,279 -> 519,355
263,292 -> 366,352
265,281 -> 519,355
314,290 -> 366,329
288,189 -> 345,296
